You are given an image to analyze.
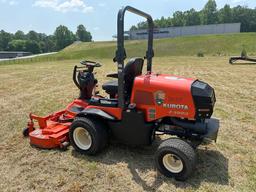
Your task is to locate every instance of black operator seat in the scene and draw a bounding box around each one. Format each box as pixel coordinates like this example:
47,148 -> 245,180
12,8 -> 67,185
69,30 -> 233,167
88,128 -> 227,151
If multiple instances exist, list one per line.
102,57 -> 144,98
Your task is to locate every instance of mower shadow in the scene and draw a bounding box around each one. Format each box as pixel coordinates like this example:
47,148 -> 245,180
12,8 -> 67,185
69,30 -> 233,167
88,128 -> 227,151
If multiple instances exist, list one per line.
71,139 -> 229,191
230,62 -> 256,65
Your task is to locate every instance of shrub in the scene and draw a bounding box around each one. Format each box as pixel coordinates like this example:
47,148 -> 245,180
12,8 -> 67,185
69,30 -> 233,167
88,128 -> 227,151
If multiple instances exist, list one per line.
241,48 -> 247,57
197,51 -> 204,57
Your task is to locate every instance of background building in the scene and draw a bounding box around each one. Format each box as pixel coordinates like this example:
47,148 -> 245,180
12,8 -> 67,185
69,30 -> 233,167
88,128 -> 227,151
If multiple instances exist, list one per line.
0,51 -> 31,59
126,23 -> 241,40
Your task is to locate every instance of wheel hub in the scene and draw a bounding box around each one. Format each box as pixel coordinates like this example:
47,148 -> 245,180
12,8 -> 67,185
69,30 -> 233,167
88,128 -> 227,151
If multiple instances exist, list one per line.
73,127 -> 92,150
162,154 -> 183,173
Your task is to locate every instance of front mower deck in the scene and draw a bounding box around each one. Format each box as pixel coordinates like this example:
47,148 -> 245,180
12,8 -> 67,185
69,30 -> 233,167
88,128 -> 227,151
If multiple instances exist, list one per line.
25,99 -> 89,149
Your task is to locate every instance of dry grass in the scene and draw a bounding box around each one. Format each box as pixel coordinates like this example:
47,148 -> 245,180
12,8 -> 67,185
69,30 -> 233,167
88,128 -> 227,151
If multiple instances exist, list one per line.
0,57 -> 255,192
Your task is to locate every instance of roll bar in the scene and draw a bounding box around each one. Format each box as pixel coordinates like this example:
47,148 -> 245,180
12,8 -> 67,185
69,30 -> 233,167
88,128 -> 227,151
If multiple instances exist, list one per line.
115,6 -> 154,109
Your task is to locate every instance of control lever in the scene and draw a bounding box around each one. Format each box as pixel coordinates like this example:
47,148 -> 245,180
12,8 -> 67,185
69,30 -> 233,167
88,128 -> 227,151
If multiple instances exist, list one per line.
73,66 -> 79,90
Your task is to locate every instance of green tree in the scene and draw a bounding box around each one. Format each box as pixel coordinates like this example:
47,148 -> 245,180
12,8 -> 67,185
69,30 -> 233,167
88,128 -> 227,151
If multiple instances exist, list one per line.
37,33 -> 48,53
130,1 -> 256,32
27,30 -> 39,41
155,16 -> 172,28
44,35 -> 56,52
218,4 -> 232,23
14,30 -> 26,40
25,40 -> 41,54
232,6 -> 256,32
130,25 -> 138,31
201,0 -> 218,24
76,24 -> 92,42
54,25 -> 75,50
184,9 -> 201,26
172,11 -> 185,26
7,40 -> 26,51
38,33 -> 47,41
137,21 -> 148,29
0,30 -> 13,50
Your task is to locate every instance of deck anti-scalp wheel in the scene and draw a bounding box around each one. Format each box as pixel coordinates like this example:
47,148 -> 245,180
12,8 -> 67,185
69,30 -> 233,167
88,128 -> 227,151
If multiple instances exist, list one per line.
69,117 -> 108,155
22,128 -> 29,137
155,138 -> 196,181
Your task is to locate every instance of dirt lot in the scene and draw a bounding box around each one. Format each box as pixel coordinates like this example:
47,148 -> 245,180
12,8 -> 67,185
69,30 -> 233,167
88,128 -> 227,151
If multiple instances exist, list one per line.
0,57 -> 255,192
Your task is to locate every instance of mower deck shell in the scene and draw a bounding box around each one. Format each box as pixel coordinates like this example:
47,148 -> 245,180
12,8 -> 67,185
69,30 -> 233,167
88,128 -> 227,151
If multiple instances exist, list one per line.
29,122 -> 70,149
27,99 -> 89,149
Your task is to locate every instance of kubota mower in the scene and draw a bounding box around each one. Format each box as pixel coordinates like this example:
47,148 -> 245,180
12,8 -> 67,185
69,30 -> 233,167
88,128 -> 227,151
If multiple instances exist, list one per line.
23,6 -> 219,181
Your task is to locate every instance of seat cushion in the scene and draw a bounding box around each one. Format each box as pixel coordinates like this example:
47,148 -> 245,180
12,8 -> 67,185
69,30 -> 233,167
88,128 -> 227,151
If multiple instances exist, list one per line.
102,80 -> 118,95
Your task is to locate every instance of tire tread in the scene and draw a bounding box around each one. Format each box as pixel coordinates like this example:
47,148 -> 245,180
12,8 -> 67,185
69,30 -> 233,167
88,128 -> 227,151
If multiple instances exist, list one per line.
69,116 -> 108,155
155,138 -> 196,181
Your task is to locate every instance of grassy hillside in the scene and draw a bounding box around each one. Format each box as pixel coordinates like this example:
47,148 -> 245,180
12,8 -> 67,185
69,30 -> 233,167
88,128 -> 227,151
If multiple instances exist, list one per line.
1,33 -> 256,65
56,33 -> 256,60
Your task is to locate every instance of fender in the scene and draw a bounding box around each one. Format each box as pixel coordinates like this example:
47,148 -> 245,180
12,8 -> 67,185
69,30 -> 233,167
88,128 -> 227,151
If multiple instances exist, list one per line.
76,108 -> 116,120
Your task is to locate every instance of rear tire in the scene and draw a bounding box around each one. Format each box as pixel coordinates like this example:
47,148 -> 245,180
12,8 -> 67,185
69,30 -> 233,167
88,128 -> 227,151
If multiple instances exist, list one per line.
155,138 -> 196,181
69,117 -> 108,155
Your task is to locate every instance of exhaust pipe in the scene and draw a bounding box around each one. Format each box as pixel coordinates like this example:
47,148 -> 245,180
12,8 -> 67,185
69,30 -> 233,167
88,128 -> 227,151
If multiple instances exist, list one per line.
171,118 -> 207,134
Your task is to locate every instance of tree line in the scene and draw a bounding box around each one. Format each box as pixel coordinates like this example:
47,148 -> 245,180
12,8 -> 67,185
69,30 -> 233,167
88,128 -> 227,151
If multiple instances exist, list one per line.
131,0 -> 256,32
0,24 -> 92,54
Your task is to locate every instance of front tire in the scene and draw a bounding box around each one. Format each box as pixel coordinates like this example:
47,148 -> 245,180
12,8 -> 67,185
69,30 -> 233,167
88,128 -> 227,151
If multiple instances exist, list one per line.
155,138 -> 196,181
69,117 -> 108,155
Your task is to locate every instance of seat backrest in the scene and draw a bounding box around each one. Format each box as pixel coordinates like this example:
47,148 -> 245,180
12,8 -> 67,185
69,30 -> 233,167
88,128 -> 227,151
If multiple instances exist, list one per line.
123,57 -> 144,99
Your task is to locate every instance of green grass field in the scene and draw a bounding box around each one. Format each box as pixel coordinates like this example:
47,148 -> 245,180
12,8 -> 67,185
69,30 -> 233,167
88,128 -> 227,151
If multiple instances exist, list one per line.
0,34 -> 256,191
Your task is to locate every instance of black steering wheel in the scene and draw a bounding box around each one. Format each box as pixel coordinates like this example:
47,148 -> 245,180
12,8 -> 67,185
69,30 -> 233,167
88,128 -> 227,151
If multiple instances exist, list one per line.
80,60 -> 102,68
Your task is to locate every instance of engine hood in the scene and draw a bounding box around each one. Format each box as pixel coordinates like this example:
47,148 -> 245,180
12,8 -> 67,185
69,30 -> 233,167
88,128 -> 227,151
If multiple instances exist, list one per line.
131,74 -> 197,120
131,73 -> 215,121
141,74 -> 196,90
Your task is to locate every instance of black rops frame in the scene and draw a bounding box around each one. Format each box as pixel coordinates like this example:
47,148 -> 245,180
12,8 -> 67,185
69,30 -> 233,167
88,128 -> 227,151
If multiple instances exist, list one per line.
115,6 -> 154,109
